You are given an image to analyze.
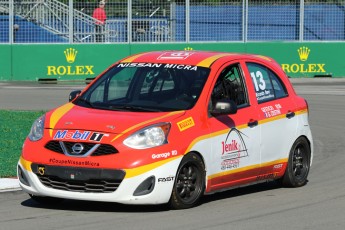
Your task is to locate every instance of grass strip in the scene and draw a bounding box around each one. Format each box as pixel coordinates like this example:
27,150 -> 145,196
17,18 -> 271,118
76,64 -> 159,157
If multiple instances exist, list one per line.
0,110 -> 45,178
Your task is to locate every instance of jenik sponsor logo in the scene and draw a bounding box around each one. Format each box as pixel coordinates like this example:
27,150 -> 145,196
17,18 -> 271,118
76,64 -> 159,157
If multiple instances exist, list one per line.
221,140 -> 239,155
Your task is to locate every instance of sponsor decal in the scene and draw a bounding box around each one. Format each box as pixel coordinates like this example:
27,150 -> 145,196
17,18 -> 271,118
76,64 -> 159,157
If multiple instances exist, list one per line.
250,70 -> 275,101
157,52 -> 194,60
117,63 -> 162,68
255,90 -> 274,101
49,158 -> 100,167
53,130 -> 107,142
158,176 -> 175,183
261,103 -> 282,118
256,173 -> 278,181
177,117 -> 195,131
273,163 -> 283,169
163,64 -> 197,71
38,166 -> 45,176
221,158 -> 240,171
54,130 -> 90,140
47,48 -> 95,77
281,46 -> 327,74
117,63 -> 197,71
152,150 -> 177,159
90,133 -> 105,142
221,128 -> 248,160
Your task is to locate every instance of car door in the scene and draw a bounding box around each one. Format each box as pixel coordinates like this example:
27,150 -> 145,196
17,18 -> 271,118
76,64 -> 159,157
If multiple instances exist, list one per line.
207,62 -> 261,192
245,62 -> 298,177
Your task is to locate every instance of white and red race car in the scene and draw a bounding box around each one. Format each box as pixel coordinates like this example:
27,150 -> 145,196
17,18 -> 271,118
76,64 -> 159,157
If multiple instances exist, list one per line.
18,51 -> 313,209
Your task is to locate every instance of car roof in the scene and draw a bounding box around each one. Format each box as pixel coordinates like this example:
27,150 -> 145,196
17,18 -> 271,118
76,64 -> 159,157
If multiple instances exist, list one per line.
119,51 -> 275,68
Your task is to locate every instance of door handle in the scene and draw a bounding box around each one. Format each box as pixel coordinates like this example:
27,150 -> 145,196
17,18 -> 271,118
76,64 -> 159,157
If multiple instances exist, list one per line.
248,119 -> 258,128
286,111 -> 295,119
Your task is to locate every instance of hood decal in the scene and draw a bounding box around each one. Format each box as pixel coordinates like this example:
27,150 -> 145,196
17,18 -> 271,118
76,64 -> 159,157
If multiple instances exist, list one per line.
197,54 -> 230,67
111,111 -> 185,142
49,103 -> 75,137
121,53 -> 146,63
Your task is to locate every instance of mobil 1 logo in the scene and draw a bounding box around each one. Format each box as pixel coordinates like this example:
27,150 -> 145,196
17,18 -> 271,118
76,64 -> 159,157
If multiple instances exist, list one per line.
90,132 -> 104,142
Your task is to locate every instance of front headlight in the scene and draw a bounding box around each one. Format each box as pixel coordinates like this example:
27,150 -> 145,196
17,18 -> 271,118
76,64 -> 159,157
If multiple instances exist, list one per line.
28,115 -> 45,141
123,123 -> 171,149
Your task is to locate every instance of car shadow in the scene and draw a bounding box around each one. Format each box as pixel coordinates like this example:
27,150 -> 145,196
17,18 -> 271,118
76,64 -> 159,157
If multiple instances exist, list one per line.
21,198 -> 170,212
21,181 -> 284,212
200,180 -> 283,205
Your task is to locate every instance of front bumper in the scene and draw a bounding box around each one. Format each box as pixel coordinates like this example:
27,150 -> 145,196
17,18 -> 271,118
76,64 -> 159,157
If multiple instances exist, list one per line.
17,156 -> 182,205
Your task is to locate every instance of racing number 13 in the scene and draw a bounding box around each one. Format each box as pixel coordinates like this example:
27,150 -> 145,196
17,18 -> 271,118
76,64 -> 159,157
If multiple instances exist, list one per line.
250,71 -> 266,92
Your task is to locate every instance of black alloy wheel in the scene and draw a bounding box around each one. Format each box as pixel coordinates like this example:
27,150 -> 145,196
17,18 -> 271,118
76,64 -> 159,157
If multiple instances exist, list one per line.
282,137 -> 311,187
169,153 -> 205,209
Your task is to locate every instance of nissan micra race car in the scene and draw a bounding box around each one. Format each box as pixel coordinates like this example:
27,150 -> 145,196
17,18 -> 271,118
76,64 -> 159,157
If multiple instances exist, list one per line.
18,51 -> 313,209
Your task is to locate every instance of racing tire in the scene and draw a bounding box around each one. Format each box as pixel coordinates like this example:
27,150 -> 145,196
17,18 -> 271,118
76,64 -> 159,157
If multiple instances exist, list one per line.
281,137 -> 310,187
29,194 -> 63,205
169,153 -> 205,209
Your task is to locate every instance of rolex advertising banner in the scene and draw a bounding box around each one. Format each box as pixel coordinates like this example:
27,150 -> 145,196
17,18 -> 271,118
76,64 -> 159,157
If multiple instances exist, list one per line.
10,44 -> 130,81
1,42 -> 344,81
0,45 -> 11,81
245,43 -> 342,78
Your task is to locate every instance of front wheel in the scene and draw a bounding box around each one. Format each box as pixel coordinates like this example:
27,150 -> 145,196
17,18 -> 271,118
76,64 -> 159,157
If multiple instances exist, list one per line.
169,153 -> 205,209
281,137 -> 311,187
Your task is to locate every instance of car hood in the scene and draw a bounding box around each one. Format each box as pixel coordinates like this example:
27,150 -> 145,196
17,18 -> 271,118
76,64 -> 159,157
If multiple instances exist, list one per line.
45,103 -> 185,134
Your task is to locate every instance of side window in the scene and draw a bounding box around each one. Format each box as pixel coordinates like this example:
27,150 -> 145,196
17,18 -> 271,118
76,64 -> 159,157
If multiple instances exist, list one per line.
270,72 -> 287,99
247,63 -> 287,103
90,81 -> 106,102
211,64 -> 248,107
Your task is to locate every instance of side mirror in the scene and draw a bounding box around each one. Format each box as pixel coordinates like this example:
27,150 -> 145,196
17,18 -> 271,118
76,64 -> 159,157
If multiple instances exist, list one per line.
211,99 -> 237,115
69,90 -> 81,102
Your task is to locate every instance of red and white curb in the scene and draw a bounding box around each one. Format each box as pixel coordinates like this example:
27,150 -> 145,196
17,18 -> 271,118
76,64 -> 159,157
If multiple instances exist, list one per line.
0,178 -> 21,192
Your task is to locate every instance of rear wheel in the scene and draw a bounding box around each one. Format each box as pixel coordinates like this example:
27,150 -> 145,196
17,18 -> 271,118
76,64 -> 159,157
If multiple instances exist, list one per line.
29,194 -> 63,205
169,153 -> 205,209
282,137 -> 310,187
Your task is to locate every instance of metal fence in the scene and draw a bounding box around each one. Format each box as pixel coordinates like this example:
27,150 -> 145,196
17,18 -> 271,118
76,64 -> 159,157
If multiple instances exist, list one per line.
1,0 -> 344,43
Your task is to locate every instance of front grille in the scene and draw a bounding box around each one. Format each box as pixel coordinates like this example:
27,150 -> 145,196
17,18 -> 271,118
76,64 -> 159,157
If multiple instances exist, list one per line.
32,164 -> 125,193
38,176 -> 121,193
45,141 -> 63,153
63,141 -> 95,155
92,144 -> 118,156
45,141 -> 118,156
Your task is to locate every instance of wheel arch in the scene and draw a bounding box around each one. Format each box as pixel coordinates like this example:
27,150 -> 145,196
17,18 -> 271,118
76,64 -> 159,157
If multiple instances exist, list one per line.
182,150 -> 208,188
169,150 -> 207,209
297,135 -> 312,159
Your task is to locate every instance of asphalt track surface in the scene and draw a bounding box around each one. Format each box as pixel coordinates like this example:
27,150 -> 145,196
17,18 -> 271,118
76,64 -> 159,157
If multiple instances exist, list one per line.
1,79 -> 345,230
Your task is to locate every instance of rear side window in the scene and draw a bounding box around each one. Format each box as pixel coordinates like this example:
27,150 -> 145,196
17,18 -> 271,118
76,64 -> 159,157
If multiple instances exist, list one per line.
247,63 -> 287,103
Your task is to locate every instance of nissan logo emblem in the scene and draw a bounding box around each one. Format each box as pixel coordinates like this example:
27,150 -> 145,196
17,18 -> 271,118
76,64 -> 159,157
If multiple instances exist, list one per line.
71,143 -> 84,154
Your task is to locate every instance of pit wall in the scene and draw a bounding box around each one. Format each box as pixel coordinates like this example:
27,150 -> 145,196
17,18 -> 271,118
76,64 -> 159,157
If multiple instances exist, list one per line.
0,42 -> 343,81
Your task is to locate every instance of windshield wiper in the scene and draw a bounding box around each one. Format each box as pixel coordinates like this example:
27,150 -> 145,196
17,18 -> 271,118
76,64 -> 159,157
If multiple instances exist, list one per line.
109,105 -> 161,112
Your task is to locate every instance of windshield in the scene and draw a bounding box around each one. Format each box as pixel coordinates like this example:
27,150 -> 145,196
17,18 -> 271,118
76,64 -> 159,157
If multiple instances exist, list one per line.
75,63 -> 210,112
